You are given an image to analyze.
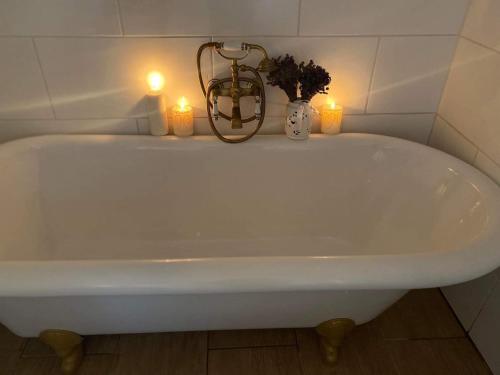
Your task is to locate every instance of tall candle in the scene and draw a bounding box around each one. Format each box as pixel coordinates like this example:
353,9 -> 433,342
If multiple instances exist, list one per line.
146,71 -> 168,136
320,98 -> 343,135
172,96 -> 194,137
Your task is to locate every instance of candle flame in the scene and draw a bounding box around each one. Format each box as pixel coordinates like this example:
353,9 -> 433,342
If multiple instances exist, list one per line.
147,71 -> 165,92
327,98 -> 336,109
178,96 -> 189,112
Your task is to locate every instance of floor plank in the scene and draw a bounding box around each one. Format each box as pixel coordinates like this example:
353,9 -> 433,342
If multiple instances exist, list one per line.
208,347 -> 302,375
84,335 -> 120,355
22,339 -> 54,358
387,338 -> 492,375
23,334 -> 120,358
0,324 -> 25,354
0,352 -> 19,375
297,323 -> 399,375
209,329 -> 296,349
77,354 -> 118,375
11,357 -> 59,375
0,289 -> 492,374
374,289 -> 465,339
112,331 -> 207,375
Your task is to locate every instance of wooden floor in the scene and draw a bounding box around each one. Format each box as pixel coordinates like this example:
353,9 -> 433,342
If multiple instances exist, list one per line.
0,289 -> 492,375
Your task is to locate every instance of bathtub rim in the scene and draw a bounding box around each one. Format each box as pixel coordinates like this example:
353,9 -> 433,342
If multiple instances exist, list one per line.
0,133 -> 500,297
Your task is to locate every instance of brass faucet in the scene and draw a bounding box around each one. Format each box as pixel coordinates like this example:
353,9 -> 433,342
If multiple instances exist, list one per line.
197,42 -> 275,143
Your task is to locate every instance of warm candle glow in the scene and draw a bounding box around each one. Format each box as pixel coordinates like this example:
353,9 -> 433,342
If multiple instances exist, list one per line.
327,98 -> 337,110
178,96 -> 189,112
147,71 -> 165,93
321,98 -> 343,135
172,96 -> 194,137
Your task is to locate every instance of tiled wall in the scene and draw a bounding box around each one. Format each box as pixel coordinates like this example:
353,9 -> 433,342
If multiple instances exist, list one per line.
428,0 -> 500,373
0,0 -> 470,142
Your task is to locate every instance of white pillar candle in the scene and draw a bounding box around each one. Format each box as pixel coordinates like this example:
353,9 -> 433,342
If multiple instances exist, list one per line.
146,71 -> 168,136
320,99 -> 343,135
172,97 -> 194,137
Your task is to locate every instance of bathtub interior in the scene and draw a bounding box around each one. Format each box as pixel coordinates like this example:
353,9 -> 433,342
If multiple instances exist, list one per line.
0,135 -> 493,261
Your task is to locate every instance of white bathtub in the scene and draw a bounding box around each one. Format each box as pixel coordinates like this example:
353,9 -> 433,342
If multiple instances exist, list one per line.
1,134 -> 500,337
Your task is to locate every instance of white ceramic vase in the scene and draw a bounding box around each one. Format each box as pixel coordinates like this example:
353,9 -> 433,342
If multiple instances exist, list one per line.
285,100 -> 312,140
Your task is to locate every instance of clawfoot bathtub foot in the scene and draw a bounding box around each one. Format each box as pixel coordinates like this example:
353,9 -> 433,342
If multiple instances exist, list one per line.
315,318 -> 355,365
39,329 -> 83,374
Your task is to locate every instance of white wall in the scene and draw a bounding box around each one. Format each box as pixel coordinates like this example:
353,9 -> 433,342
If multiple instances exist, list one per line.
428,0 -> 500,373
0,0 -> 469,142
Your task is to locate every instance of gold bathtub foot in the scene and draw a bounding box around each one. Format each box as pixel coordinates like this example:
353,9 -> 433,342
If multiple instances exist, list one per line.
315,318 -> 355,365
39,329 -> 83,374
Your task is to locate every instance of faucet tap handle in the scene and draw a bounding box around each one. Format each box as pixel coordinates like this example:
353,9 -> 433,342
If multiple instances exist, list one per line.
213,95 -> 219,120
255,96 -> 261,119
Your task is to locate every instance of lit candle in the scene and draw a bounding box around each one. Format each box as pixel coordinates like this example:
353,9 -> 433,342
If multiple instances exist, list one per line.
320,98 -> 343,135
172,96 -> 194,137
146,71 -> 168,136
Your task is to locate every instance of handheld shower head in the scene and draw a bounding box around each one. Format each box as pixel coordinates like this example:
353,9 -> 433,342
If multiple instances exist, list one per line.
197,41 -> 271,143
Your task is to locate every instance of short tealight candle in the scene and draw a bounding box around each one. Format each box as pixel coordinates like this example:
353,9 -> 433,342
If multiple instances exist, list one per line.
320,98 -> 343,135
146,71 -> 168,136
172,96 -> 194,137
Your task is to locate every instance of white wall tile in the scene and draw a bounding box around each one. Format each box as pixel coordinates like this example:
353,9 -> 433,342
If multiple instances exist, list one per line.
0,119 -> 138,143
119,0 -> 299,36
300,0 -> 469,36
463,0 -> 500,52
341,114 -> 435,143
213,37 -> 378,118
429,116 -> 478,164
442,272 -> 500,331
137,118 -> 150,135
141,113 -> 433,141
0,0 -> 121,36
367,36 -> 457,113
0,38 -> 53,120
35,37 -> 211,119
195,117 -> 286,136
138,117 -> 285,136
475,152 -> 500,186
439,38 -> 500,164
470,282 -> 500,374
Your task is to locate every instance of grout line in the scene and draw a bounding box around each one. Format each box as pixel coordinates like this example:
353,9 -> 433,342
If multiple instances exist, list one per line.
426,113 -> 438,145
31,38 -> 57,119
0,34 -> 213,40
209,33 -> 458,39
427,32 -> 458,140
293,329 -> 299,347
435,114 -> 473,145
438,288 -> 493,369
0,33 -> 460,39
205,333 -> 210,375
461,35 -> 500,55
296,0 -> 302,36
346,112 -> 435,116
471,147 -> 480,165
293,330 -> 306,375
208,344 -> 298,351
468,277 -> 500,333
0,117 -> 149,122
435,114 -> 500,168
364,37 -> 381,114
384,336 -> 470,342
114,0 -> 125,36
458,0 -> 473,38
475,148 -> 500,170
477,149 -> 500,169
135,119 -> 141,135
0,113 -> 436,123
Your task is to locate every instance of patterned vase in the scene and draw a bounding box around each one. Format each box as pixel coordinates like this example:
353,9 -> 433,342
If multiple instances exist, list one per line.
285,100 -> 312,140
